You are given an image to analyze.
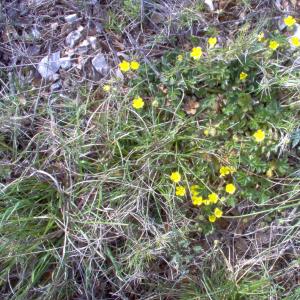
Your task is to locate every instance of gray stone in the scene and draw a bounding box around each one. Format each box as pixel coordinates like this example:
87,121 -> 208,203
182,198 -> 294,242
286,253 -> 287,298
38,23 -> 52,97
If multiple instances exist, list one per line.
50,80 -> 62,92
77,40 -> 90,54
92,54 -> 109,75
37,51 -> 61,80
65,14 -> 78,24
88,36 -> 97,50
66,30 -> 82,48
60,57 -> 72,70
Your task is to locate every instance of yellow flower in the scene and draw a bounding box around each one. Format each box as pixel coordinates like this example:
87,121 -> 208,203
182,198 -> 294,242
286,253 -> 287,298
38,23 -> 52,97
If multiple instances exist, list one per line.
170,171 -> 181,183
204,127 -> 217,137
219,166 -> 236,177
119,60 -> 130,72
177,55 -> 183,62
190,47 -> 203,60
190,185 -> 200,196
208,193 -> 218,204
269,40 -> 279,51
284,15 -> 296,28
209,215 -> 216,223
132,97 -> 144,109
239,72 -> 248,81
192,195 -> 203,206
214,207 -> 223,218
203,199 -> 210,206
130,61 -> 140,70
208,37 -> 217,48
257,32 -> 265,42
204,129 -> 209,136
176,186 -> 186,197
253,129 -> 265,143
290,36 -> 300,47
103,85 -> 111,92
225,183 -> 236,194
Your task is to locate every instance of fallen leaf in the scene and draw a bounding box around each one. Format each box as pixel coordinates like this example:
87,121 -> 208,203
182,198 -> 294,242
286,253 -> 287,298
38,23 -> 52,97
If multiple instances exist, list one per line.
184,99 -> 199,115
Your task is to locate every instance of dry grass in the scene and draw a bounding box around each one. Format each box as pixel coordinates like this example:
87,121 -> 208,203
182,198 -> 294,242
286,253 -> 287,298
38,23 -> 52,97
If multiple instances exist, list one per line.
0,1 -> 300,299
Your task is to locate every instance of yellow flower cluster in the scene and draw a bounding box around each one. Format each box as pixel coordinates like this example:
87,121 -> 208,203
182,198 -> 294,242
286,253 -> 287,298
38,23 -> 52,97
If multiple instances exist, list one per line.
169,172 -> 187,197
208,207 -> 223,223
189,37 -> 218,60
169,172 -> 227,223
119,60 -> 140,72
191,188 -> 219,206
256,17 -> 299,50
219,166 -> 236,177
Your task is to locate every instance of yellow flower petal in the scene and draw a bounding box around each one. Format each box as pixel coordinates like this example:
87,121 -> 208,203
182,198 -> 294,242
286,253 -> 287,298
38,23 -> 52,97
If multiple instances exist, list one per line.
290,36 -> 300,47
190,47 -> 203,60
239,72 -> 248,81
177,55 -> 183,62
192,195 -> 203,206
284,15 -> 296,28
130,61 -> 140,70
103,85 -> 111,92
269,40 -> 279,51
208,193 -> 218,204
208,37 -> 217,48
257,32 -> 265,42
214,207 -> 223,218
225,183 -> 236,194
209,215 -> 216,223
219,166 -> 235,177
176,186 -> 186,197
119,60 -> 130,72
203,199 -> 210,206
253,129 -> 265,143
170,171 -> 181,183
132,97 -> 144,109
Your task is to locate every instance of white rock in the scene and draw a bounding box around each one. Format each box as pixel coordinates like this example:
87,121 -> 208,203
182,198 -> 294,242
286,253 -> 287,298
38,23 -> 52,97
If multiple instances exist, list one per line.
92,54 -> 109,75
77,40 -> 90,54
66,30 -> 82,48
88,36 -> 97,50
60,57 -> 72,69
204,0 -> 214,11
51,22 -> 59,30
50,81 -> 62,92
37,51 -> 61,80
65,14 -> 78,24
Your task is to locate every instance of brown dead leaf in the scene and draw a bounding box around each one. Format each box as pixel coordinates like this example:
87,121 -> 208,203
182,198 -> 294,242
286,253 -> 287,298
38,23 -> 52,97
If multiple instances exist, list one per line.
184,99 -> 199,115
235,237 -> 249,256
18,95 -> 27,106
158,84 -> 168,94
